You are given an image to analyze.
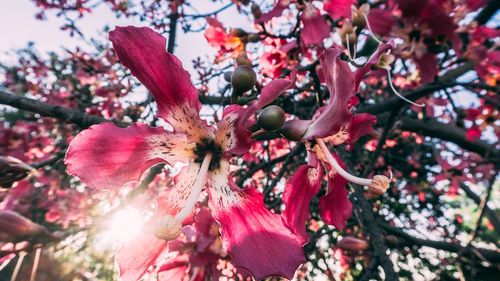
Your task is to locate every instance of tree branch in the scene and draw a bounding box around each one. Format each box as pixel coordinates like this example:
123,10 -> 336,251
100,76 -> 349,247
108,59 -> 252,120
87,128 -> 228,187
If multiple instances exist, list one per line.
460,183 -> 500,234
0,90 -> 112,128
380,223 -> 500,263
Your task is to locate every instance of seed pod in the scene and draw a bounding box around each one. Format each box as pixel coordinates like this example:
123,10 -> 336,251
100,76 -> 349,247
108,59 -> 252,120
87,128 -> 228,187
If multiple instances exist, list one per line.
251,4 -> 262,19
258,105 -> 285,131
336,236 -> 370,252
0,156 -> 34,188
231,65 -> 257,93
0,211 -> 48,242
247,33 -> 262,43
279,119 -> 311,141
155,215 -> 182,241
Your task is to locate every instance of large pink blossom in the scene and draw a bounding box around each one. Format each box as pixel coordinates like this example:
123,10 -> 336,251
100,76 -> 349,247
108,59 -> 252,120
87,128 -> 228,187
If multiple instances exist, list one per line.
65,26 -> 304,281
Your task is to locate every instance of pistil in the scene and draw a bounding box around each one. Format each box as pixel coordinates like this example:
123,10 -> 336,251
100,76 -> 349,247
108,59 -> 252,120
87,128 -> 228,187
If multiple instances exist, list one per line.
155,153 -> 212,241
316,139 -> 391,194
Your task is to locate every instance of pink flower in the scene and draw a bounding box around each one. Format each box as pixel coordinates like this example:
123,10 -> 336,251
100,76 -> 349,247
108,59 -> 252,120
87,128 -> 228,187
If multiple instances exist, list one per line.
281,46 -> 393,241
65,26 -> 304,281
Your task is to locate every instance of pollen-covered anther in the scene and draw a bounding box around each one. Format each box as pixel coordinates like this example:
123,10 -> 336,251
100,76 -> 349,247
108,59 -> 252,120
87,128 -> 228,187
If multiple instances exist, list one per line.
154,215 -> 182,241
367,175 -> 391,195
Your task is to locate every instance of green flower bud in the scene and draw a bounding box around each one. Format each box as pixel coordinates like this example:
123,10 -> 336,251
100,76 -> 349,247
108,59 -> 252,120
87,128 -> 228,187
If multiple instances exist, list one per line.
258,105 -> 285,131
231,65 -> 257,93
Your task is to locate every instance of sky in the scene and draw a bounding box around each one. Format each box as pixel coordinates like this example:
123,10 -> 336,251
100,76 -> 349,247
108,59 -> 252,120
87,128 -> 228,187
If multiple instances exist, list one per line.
0,1 -> 252,70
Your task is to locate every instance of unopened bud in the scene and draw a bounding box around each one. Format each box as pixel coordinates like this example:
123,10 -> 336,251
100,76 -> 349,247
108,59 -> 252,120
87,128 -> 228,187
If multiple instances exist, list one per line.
230,28 -> 248,38
258,105 -> 285,131
231,65 -> 257,93
0,156 -> 34,188
337,236 -> 370,251
248,33 -> 262,43
251,4 -> 262,19
235,54 -> 252,67
223,71 -> 233,82
0,211 -> 48,242
155,215 -> 182,241
279,119 -> 310,141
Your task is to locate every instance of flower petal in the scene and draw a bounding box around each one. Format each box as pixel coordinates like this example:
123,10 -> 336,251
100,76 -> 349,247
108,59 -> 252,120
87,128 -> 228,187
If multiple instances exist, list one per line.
255,0 -> 289,24
65,122 -> 194,190
301,7 -> 330,46
109,26 -> 201,121
206,160 -> 305,280
353,42 -> 393,89
347,113 -> 377,145
323,0 -> 355,19
217,78 -> 294,154
318,174 -> 352,230
303,48 -> 355,139
282,164 -> 324,244
116,163 -> 203,281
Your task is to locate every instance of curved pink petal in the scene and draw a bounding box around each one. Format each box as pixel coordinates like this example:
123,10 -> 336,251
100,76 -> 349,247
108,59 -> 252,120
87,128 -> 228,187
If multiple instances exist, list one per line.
207,160 -> 305,280
282,164 -> 324,244
303,48 -> 355,139
109,26 -> 201,122
117,163 -> 204,281
318,174 -> 352,230
415,52 -> 438,84
65,122 -> 194,190
301,7 -> 330,46
217,78 -> 294,155
354,42 -> 393,90
323,0 -> 355,19
255,0 -> 289,24
347,113 -> 377,145
367,9 -> 395,37
116,225 -> 169,281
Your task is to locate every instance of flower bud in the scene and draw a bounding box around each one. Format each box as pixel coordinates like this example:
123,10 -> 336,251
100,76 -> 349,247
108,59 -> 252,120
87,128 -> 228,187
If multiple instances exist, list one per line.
0,211 -> 48,242
279,119 -> 310,141
154,215 -> 182,241
337,236 -> 370,252
247,33 -> 262,43
258,105 -> 285,131
235,54 -> 252,66
251,4 -> 262,19
0,156 -> 34,188
231,65 -> 257,93
230,28 -> 248,38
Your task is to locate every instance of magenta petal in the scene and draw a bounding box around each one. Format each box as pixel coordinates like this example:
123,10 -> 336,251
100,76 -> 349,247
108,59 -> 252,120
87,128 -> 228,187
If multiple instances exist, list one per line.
255,0 -> 289,24
116,207 -> 170,281
318,175 -> 352,230
301,7 -> 330,46
347,113 -> 377,145
354,42 -> 393,90
323,0 -> 355,19
207,161 -> 305,280
303,48 -> 355,139
109,26 -> 201,120
367,9 -> 395,37
65,122 -> 193,190
415,53 -> 438,84
282,164 -> 324,244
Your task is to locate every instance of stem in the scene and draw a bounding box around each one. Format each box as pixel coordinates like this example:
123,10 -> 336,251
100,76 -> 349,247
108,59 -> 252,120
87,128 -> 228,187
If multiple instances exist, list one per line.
316,139 -> 372,186
174,153 -> 212,222
29,248 -> 41,281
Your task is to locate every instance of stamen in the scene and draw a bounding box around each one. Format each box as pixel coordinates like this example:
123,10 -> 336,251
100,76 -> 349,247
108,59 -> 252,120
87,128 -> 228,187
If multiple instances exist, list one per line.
29,248 -> 41,281
386,69 -> 426,107
316,139 -> 391,194
345,33 -> 357,61
363,14 -> 382,44
175,152 -> 213,222
10,252 -> 26,281
155,153 -> 213,241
